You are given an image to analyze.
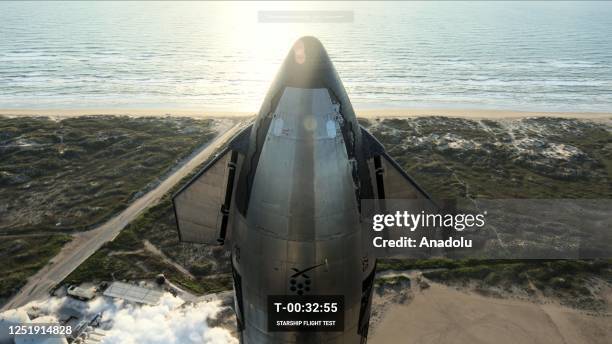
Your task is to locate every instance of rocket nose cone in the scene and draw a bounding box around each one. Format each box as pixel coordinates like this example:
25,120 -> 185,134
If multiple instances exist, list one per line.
279,36 -> 336,89
291,36 -> 328,67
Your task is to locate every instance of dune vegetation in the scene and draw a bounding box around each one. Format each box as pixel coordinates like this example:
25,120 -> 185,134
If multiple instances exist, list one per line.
0,115 -> 221,305
66,116 -> 612,309
365,116 -> 612,310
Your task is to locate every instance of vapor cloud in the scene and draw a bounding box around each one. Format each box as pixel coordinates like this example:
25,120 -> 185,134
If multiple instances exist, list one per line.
1,293 -> 237,344
99,294 -> 237,344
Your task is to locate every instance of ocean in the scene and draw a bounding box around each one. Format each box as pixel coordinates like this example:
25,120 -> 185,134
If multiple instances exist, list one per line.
1,1 -> 611,112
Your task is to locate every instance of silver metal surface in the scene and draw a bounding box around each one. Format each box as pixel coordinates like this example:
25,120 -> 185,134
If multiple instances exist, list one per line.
173,149 -> 233,244
172,36 -> 436,344
239,86 -> 363,343
103,282 -> 163,306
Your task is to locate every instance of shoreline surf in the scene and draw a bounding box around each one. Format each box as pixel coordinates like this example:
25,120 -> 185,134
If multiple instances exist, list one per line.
1,108 -> 610,121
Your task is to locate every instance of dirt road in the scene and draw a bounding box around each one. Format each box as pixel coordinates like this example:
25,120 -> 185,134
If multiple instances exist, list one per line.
1,120 -> 248,311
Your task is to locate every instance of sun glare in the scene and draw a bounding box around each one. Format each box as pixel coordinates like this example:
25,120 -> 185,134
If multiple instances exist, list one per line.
195,2 -> 320,109
198,1 -> 342,109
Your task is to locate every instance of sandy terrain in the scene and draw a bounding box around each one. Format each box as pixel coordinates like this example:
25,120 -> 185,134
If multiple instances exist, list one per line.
1,108 -> 611,121
370,281 -> 612,344
358,108 -> 612,121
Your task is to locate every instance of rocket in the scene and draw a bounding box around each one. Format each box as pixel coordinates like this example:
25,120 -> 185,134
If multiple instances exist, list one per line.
172,37 -> 434,343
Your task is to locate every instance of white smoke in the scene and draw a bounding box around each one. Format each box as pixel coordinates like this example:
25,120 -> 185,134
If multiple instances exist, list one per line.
99,294 -> 237,344
1,293 -> 237,344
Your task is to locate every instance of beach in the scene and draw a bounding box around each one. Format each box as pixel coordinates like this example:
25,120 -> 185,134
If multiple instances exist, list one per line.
1,108 -> 611,121
3,2 -> 612,114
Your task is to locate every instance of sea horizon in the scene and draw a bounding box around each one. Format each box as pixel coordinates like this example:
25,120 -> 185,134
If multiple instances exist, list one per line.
1,1 -> 612,113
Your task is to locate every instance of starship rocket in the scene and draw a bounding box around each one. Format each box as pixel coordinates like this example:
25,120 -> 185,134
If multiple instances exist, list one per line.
172,37 -> 433,343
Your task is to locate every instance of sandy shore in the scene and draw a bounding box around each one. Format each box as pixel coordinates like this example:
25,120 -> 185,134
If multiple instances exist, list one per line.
359,108 -> 612,121
370,282 -> 612,344
0,108 -> 256,118
1,108 -> 611,120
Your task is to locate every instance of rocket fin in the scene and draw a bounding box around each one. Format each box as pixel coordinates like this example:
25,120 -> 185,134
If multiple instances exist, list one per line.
172,124 -> 251,245
361,126 -> 436,204
362,126 -> 453,257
